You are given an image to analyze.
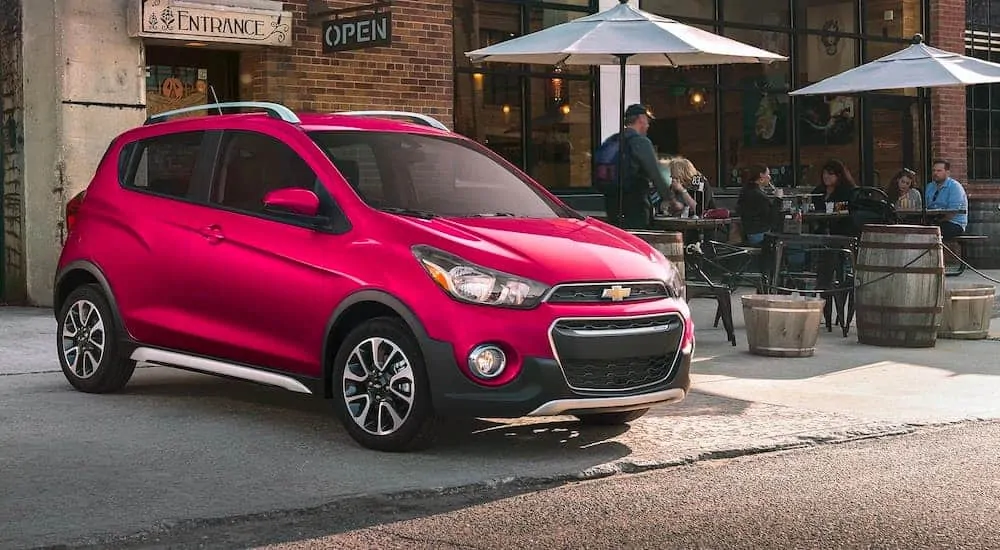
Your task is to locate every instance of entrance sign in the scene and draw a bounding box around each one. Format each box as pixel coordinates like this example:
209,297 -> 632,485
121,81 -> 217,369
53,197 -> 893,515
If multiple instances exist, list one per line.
322,12 -> 392,53
128,0 -> 292,47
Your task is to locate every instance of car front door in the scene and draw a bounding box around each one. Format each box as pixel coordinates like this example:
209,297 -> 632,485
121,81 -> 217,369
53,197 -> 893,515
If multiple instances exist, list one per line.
180,128 -> 356,378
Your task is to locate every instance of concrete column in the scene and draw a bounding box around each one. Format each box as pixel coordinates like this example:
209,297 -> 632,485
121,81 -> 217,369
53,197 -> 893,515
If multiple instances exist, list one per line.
21,0 -> 145,306
598,0 -> 641,142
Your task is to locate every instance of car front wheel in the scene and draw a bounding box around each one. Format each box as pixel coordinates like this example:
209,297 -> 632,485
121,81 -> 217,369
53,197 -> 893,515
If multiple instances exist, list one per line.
332,317 -> 436,452
57,284 -> 135,393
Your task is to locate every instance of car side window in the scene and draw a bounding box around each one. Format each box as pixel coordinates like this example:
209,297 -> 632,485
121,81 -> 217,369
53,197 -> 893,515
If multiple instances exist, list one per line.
120,131 -> 206,199
211,130 -> 319,214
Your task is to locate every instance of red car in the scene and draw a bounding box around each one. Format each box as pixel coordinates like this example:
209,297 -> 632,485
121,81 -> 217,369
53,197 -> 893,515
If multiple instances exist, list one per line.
54,102 -> 693,452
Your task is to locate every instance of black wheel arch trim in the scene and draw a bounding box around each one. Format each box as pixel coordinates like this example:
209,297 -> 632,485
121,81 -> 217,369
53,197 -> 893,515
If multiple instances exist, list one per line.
322,290 -> 434,392
54,261 -> 122,321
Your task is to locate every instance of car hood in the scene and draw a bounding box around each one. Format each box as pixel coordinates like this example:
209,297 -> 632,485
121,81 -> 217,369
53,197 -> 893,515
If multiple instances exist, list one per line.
387,215 -> 674,285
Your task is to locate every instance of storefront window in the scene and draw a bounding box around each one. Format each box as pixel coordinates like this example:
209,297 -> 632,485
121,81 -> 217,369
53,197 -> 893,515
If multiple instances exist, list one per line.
796,92 -> 862,186
527,77 -> 593,188
866,94 -> 922,189
796,34 -> 859,84
795,0 -> 858,32
722,0 -> 789,26
640,0 -> 715,20
863,0 -> 921,39
641,67 -> 719,185
453,0 -> 597,190
455,72 -> 525,169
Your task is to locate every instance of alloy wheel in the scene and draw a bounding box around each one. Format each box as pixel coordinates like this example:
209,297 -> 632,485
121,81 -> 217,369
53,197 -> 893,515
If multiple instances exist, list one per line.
342,337 -> 415,436
61,299 -> 106,379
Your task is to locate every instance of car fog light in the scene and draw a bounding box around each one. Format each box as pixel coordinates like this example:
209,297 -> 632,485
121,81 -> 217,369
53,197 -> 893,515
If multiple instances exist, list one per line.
468,345 -> 507,379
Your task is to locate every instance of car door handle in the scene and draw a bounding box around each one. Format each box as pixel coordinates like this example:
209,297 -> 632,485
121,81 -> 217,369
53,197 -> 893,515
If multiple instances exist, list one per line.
199,224 -> 225,244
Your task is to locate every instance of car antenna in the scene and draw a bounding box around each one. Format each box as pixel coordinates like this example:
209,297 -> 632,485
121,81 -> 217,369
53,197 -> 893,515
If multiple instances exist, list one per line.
208,85 -> 224,115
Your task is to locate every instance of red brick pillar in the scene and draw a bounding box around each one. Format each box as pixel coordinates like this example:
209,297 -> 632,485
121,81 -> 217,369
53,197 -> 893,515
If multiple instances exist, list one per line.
929,0 -> 968,182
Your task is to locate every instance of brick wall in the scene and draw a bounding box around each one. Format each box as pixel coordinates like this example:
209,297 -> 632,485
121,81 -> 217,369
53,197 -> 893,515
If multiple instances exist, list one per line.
0,0 -> 26,304
929,0 -> 967,183
240,0 -> 453,128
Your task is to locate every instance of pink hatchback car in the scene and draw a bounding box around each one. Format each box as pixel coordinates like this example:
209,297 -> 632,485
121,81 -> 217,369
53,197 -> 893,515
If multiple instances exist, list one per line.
54,102 -> 693,452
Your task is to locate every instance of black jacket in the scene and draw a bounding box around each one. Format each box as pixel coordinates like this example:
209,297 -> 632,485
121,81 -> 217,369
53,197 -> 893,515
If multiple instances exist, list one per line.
737,185 -> 778,235
612,128 -> 674,203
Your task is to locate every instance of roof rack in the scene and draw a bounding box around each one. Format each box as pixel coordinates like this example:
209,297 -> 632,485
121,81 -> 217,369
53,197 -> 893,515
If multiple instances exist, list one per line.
337,110 -> 450,131
144,102 -> 301,125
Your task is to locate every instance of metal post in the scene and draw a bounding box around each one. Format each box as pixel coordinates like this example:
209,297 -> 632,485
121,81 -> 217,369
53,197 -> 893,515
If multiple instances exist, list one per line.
616,54 -> 628,227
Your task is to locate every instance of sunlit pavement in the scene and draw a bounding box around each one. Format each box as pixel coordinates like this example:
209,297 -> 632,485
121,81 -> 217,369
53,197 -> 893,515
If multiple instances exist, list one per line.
1,271 -> 998,548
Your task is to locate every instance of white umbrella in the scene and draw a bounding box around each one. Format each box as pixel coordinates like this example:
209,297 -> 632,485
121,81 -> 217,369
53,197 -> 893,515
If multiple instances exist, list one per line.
465,0 -> 785,227
788,34 -> 996,223
789,34 -> 1000,96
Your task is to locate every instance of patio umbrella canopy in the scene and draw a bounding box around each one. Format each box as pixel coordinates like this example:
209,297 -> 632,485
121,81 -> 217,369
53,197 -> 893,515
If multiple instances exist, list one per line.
465,0 -> 785,226
789,35 -> 1000,96
788,34 -> 1000,223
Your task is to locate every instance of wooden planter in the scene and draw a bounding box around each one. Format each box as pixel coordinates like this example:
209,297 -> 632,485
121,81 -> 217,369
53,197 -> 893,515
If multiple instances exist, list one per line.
741,294 -> 826,357
629,230 -> 685,297
855,224 -> 945,348
938,284 -> 997,340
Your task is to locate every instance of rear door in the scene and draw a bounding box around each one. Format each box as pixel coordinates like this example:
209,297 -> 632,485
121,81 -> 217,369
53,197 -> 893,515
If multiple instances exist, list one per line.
108,129 -> 227,349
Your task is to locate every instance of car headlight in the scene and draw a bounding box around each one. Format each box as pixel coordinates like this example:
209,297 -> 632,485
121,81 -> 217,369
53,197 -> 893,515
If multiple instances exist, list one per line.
413,245 -> 549,308
665,263 -> 686,300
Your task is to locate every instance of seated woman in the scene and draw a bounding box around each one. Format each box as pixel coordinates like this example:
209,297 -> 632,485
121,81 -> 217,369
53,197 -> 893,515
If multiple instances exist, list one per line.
810,159 -> 858,236
667,156 -> 715,217
884,168 -> 922,211
736,164 -> 780,246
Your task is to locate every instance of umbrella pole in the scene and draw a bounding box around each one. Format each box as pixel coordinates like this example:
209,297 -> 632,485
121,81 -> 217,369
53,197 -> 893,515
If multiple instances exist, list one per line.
617,55 -> 627,228
919,86 -> 929,226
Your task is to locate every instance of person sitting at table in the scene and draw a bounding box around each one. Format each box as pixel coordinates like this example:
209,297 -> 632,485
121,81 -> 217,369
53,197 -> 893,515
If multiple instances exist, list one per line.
884,168 -> 922,211
664,156 -> 714,217
652,156 -> 697,217
810,158 -> 858,236
736,163 -> 780,246
925,159 -> 969,239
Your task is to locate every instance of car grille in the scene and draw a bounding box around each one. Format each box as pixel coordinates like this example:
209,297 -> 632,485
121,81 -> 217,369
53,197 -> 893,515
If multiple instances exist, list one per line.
560,355 -> 674,391
545,282 -> 670,304
549,314 -> 684,393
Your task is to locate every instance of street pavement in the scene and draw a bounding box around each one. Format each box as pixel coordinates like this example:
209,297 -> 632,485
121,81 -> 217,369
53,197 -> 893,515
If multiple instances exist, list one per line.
1,270 -> 999,548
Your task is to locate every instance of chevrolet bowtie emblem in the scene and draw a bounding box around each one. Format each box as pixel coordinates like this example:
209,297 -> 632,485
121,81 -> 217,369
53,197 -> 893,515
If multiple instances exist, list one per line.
601,285 -> 632,301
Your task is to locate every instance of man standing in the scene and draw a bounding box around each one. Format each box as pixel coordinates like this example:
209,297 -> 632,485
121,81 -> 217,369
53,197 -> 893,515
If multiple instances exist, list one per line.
925,159 -> 969,239
595,104 -> 687,229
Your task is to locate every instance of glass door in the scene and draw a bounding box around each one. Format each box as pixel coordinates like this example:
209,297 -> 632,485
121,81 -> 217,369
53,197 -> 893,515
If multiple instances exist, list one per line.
145,45 -> 240,119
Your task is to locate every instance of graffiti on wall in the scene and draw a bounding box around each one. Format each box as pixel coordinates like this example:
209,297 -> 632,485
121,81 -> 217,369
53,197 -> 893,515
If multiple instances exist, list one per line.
1,0 -> 26,303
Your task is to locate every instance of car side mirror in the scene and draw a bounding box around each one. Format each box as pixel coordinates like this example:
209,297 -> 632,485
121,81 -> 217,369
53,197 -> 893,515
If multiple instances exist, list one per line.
263,188 -> 320,218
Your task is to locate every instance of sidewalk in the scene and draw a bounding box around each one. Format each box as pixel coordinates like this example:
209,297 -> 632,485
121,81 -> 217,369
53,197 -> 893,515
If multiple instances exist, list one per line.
685,269 -> 1000,426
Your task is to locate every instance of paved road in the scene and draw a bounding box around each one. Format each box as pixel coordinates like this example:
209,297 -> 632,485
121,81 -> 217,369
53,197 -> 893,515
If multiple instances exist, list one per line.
62,421 -> 1000,549
3,269 -> 1000,549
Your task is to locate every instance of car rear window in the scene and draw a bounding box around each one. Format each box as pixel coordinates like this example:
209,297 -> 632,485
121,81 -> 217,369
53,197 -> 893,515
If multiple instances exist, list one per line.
119,131 -> 206,199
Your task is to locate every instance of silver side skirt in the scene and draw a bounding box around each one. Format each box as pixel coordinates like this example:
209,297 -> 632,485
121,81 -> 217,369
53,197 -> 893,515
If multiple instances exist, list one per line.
130,347 -> 313,395
526,388 -> 685,416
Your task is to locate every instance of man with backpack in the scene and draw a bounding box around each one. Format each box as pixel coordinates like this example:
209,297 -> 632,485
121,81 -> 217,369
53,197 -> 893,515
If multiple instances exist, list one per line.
594,104 -> 682,229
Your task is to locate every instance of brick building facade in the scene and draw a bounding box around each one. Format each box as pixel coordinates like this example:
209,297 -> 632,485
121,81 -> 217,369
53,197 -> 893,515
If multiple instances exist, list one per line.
0,0 -> 994,305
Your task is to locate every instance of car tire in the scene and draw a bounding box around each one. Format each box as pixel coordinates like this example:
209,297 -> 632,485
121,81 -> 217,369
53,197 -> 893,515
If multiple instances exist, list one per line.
575,408 -> 650,426
332,317 -> 436,452
56,284 -> 136,394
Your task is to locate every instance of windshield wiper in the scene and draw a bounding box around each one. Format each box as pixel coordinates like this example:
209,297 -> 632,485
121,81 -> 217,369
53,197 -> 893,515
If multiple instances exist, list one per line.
468,212 -> 517,218
378,207 -> 437,219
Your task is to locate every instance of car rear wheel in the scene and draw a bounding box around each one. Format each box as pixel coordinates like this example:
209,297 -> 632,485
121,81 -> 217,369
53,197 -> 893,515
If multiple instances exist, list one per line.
332,317 -> 436,452
57,284 -> 135,393
575,408 -> 650,426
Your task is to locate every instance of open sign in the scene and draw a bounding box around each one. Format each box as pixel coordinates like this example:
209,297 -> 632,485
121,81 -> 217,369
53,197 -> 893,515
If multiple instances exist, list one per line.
322,12 -> 392,53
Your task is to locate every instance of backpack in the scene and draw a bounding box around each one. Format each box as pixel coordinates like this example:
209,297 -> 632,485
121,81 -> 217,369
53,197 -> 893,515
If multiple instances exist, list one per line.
594,134 -> 638,193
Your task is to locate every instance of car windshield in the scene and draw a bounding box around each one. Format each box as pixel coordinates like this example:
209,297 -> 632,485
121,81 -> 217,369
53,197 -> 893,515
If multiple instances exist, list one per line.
308,131 -> 573,218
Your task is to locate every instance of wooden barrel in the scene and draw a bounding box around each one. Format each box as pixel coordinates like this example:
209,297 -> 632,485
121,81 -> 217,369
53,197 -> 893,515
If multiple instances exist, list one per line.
938,284 -> 996,340
628,230 -> 685,277
741,294 -> 826,357
854,224 -> 945,348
